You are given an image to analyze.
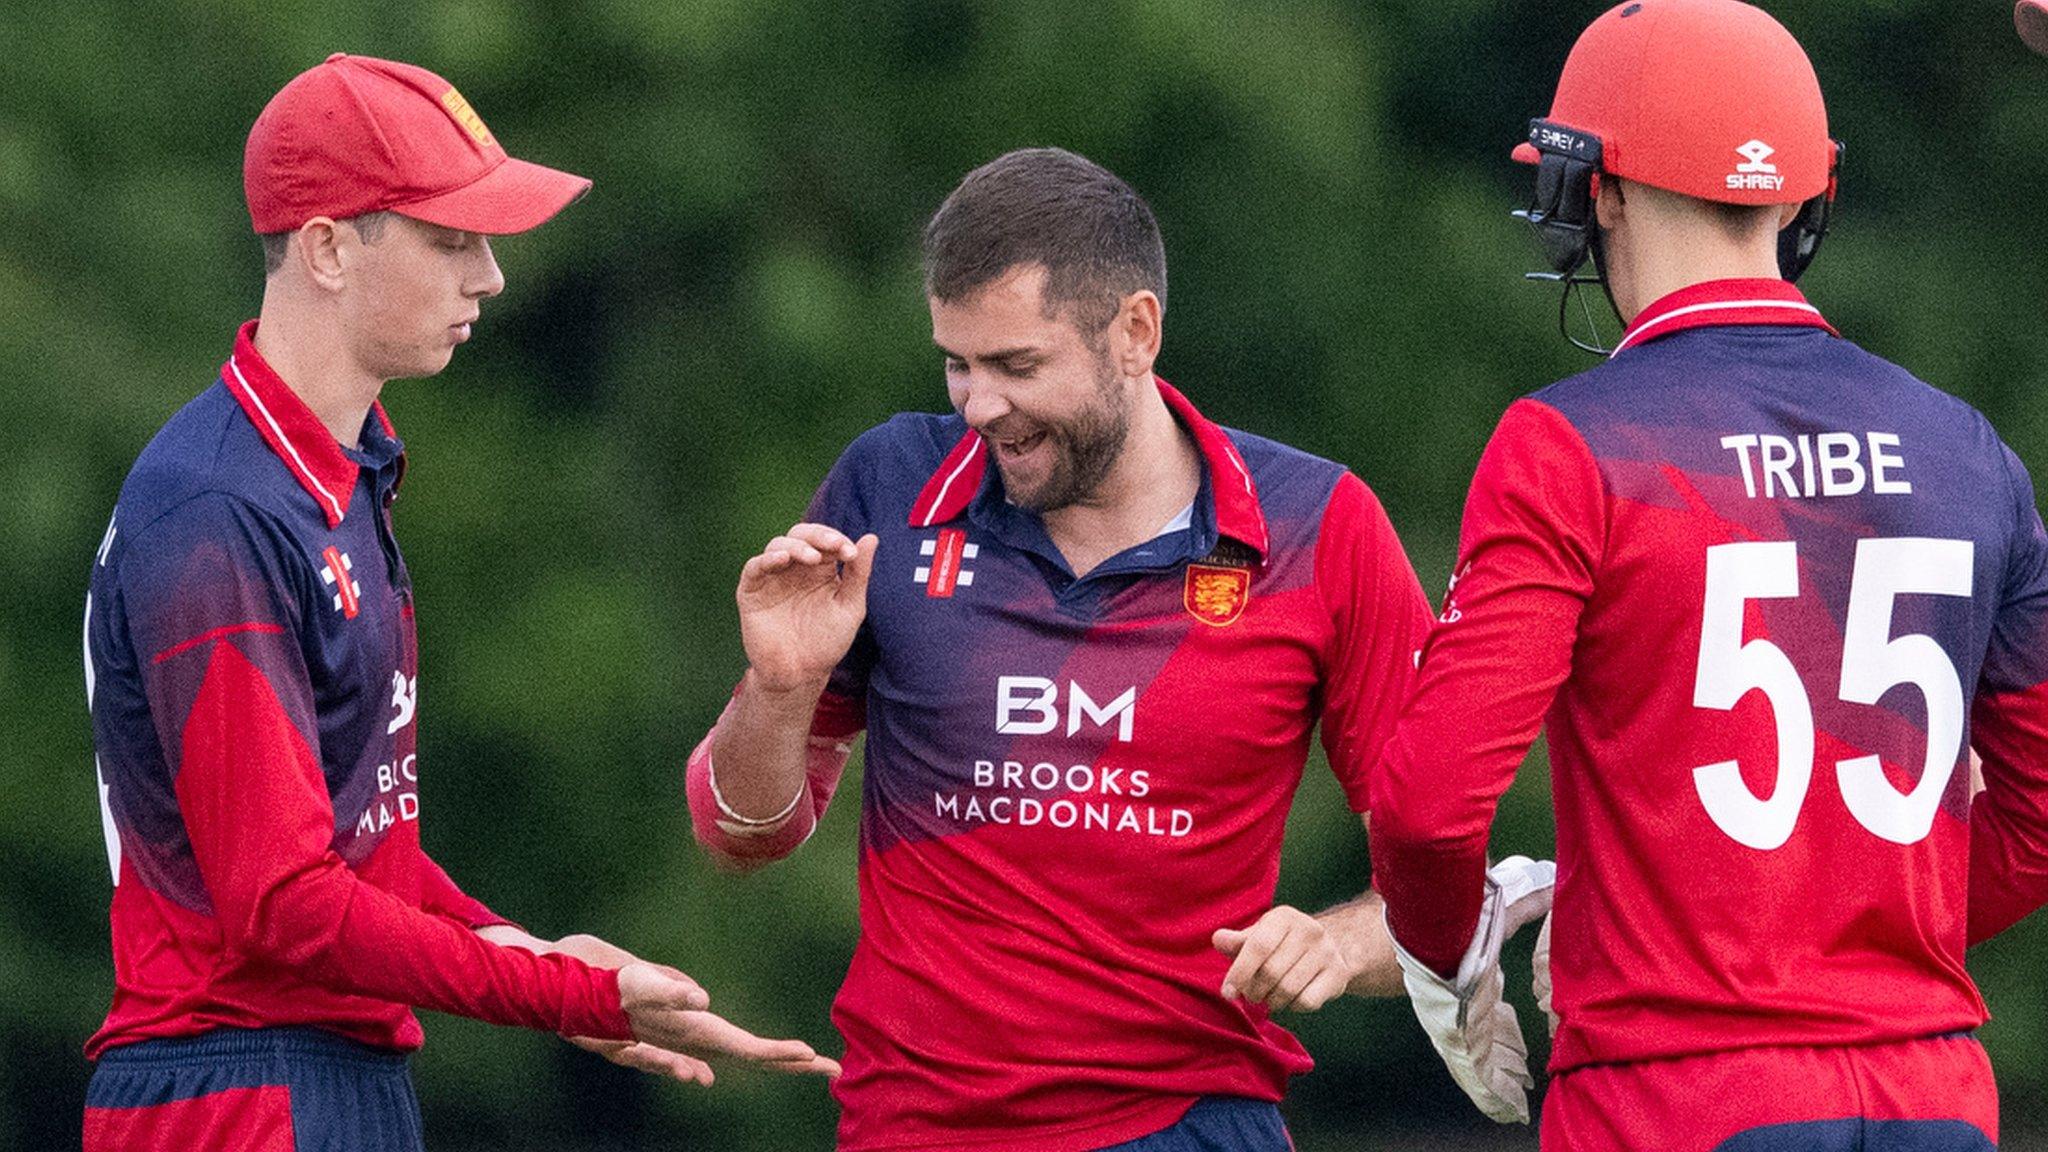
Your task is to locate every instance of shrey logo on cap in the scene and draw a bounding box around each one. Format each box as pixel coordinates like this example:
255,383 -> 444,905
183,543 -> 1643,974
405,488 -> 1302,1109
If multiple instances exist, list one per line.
438,89 -> 497,149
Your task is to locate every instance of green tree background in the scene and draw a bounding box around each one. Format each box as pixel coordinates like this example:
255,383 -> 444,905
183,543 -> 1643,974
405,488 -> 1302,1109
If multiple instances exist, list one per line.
4,1 -> 2047,1148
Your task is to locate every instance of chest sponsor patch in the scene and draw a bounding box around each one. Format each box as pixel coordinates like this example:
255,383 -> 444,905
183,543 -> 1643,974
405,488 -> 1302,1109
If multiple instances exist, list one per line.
321,546 -> 361,619
1185,563 -> 1250,626
914,528 -> 975,598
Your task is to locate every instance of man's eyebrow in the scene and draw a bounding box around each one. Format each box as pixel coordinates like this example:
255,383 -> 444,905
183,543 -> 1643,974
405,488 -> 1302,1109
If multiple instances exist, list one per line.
933,342 -> 1043,362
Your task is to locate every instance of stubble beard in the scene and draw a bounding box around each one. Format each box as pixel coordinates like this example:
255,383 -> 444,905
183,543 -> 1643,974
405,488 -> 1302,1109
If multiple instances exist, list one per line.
1001,356 -> 1131,514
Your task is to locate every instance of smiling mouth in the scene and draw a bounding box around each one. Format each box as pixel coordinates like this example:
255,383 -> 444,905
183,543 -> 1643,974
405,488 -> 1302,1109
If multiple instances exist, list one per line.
995,431 -> 1047,458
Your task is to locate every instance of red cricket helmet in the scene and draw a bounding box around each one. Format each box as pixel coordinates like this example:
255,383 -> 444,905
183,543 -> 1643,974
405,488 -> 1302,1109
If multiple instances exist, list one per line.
1512,0 -> 1833,206
1512,0 -> 1844,351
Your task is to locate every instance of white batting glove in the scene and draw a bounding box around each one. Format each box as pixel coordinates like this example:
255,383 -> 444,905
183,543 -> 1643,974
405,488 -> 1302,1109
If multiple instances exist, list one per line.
1531,912 -> 1557,1039
1387,855 -> 1557,1124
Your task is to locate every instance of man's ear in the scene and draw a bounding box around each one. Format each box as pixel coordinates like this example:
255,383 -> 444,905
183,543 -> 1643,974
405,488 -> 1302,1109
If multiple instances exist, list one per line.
1111,289 -> 1163,379
1593,176 -> 1628,232
295,218 -> 349,291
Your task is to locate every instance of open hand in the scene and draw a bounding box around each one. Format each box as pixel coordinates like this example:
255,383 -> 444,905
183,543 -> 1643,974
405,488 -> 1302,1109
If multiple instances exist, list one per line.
540,934 -> 839,1084
612,962 -> 842,1082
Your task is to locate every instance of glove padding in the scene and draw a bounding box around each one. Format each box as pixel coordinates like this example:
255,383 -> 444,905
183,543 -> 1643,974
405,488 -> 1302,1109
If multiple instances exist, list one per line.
1387,855 -> 1557,1124
1531,911 -> 1557,1039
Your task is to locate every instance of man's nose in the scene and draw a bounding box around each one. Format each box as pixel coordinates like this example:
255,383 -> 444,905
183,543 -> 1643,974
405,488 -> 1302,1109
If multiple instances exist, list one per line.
957,378 -> 1012,431
471,237 -> 505,299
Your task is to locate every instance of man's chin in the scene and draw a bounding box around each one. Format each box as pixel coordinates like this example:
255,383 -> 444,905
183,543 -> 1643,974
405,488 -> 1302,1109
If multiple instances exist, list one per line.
994,463 -> 1068,514
377,349 -> 457,382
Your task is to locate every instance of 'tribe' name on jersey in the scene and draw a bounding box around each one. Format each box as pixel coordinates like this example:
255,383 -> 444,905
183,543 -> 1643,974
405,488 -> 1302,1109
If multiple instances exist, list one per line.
1720,431 -> 1911,500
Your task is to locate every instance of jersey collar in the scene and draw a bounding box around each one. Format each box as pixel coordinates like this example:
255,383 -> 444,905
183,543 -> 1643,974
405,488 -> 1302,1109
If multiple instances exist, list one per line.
1611,278 -> 1837,358
906,377 -> 1270,562
222,320 -> 399,529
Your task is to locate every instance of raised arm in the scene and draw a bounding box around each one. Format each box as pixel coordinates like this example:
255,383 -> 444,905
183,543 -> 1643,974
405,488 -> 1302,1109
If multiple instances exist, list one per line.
687,523 -> 876,865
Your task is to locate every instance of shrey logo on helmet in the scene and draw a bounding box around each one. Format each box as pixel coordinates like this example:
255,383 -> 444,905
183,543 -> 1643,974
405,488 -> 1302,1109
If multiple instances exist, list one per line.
1730,140 -> 1784,191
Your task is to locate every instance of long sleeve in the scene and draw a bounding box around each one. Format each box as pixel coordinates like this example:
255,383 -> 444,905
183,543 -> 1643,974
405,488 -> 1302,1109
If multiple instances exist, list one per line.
1369,399 -> 1606,975
686,685 -> 863,863
1967,445 -> 2048,944
415,854 -> 514,931
1314,472 -> 1434,812
129,494 -> 631,1041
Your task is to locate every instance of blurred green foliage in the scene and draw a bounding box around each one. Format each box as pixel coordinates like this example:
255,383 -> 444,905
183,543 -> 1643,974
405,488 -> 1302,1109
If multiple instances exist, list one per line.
4,1 -> 2048,1149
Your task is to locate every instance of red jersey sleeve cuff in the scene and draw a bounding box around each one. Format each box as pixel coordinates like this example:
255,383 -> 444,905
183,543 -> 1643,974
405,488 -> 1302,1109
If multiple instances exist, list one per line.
686,686 -> 861,865
560,964 -> 634,1041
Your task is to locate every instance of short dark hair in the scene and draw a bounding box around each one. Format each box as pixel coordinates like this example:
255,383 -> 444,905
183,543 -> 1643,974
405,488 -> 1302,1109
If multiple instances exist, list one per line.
1707,198 -> 1783,244
922,148 -> 1166,339
260,210 -> 394,275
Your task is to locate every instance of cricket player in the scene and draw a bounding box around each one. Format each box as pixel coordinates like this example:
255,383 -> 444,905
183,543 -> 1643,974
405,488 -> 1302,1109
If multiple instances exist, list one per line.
1369,1 -> 2048,1147
82,54 -> 834,1151
687,147 -> 1436,1149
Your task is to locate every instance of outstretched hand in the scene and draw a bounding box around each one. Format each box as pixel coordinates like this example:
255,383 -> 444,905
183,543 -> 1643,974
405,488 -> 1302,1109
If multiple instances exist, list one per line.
612,962 -> 842,1082
534,933 -> 841,1084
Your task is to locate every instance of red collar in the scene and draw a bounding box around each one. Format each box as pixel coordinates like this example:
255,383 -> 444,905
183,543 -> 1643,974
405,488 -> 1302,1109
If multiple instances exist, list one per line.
1611,278 -> 1837,357
221,320 -> 396,528
907,377 -> 1270,561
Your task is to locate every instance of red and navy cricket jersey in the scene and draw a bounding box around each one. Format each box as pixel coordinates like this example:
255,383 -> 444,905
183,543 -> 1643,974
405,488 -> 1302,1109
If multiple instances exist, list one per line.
689,380 -> 1432,1151
84,322 -> 629,1059
1371,279 -> 2048,1073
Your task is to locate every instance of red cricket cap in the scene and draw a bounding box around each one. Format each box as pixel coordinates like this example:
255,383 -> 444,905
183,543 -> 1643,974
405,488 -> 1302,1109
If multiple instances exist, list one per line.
1511,0 -> 1830,206
245,53 -> 591,235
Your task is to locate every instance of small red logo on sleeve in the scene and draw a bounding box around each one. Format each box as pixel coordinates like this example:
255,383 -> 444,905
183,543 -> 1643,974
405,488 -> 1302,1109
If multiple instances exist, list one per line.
1185,564 -> 1250,626
321,546 -> 361,619
915,528 -> 975,598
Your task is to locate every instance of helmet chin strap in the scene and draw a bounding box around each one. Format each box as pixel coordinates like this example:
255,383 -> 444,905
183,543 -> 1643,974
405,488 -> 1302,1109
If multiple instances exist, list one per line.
1523,214 -> 1624,358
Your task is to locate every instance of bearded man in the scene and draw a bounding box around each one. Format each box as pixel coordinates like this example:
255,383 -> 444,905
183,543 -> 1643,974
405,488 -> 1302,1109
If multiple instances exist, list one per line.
685,147 -> 1444,1150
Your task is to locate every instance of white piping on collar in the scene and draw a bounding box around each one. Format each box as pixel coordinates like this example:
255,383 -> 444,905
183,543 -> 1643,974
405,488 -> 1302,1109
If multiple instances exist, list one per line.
916,431 -> 984,528
227,355 -> 345,523
1611,298 -> 1824,357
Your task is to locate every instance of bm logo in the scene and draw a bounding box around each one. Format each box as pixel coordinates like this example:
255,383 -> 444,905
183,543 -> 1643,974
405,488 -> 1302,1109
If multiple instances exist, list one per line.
996,677 -> 1137,742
